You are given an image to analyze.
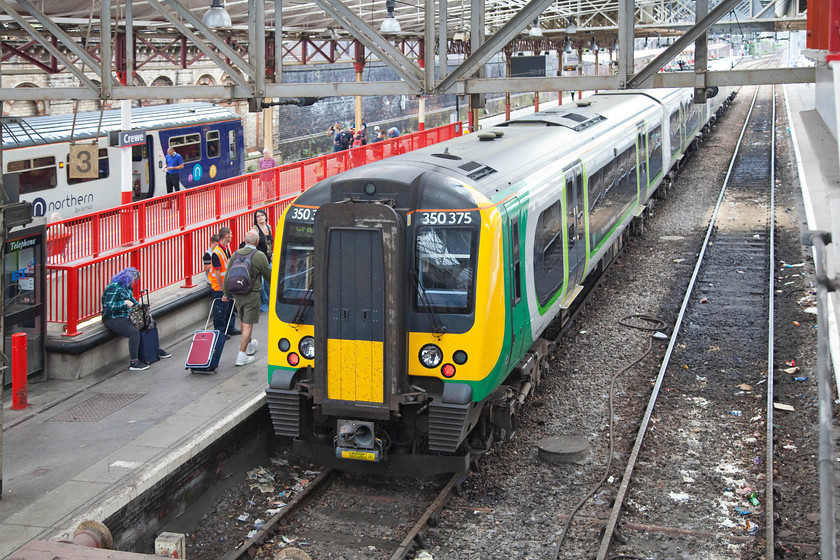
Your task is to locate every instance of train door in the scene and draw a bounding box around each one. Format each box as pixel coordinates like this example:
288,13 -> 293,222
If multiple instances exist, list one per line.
564,162 -> 585,287
636,122 -> 648,193
313,202 -> 405,412
503,197 -> 525,361
144,135 -> 157,198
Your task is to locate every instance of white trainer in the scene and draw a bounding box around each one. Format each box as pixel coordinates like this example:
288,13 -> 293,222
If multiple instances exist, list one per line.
235,354 -> 255,366
246,339 -> 258,356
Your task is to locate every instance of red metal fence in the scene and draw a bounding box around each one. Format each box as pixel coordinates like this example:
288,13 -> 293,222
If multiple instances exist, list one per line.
48,122 -> 463,336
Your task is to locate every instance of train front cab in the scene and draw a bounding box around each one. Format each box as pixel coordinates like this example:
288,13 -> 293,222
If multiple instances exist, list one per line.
266,172 -> 509,475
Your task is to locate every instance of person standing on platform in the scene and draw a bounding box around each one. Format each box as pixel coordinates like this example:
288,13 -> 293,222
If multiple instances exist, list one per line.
210,227 -> 241,337
259,149 -> 276,170
203,233 -> 220,284
101,267 -> 171,371
253,210 -> 273,312
222,229 -> 271,366
164,146 -> 184,194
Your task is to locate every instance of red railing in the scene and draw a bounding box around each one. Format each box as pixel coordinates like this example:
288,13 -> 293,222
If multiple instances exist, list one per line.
47,122 -> 463,336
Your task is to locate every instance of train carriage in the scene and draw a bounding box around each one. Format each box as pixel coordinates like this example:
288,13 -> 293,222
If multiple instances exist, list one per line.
266,87 -> 734,475
1,102 -> 245,219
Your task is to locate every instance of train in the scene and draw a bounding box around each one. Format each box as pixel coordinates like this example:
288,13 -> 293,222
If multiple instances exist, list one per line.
1,102 -> 245,219
265,86 -> 735,475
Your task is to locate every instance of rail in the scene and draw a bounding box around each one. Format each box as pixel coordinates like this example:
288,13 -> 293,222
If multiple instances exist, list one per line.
47,122 -> 463,336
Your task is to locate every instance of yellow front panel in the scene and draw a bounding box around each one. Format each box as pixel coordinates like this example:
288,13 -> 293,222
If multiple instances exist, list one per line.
327,338 -> 384,403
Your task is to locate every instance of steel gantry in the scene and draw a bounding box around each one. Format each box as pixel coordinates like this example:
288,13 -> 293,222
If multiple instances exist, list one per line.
0,0 -> 814,105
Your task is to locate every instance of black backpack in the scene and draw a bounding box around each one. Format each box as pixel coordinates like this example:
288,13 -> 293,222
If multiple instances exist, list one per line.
339,130 -> 353,150
227,248 -> 257,294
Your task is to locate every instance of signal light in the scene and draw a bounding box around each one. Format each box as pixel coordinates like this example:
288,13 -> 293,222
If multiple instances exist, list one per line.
441,363 -> 456,378
453,350 -> 468,365
288,352 -> 300,366
279,338 -> 291,352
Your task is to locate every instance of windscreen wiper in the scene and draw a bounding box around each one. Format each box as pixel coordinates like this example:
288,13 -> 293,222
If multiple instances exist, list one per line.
411,270 -> 446,337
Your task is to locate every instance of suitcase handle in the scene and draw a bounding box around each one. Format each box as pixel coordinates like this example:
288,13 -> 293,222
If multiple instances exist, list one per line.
206,297 -> 235,331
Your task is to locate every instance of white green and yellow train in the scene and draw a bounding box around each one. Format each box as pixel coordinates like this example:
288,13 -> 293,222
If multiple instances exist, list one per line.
265,87 -> 734,475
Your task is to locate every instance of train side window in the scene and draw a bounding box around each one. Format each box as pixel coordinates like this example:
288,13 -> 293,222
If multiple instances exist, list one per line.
8,156 -> 57,194
510,219 -> 521,305
229,130 -> 237,162
168,133 -> 201,163
669,110 -> 680,155
66,148 -> 109,185
649,125 -> 663,179
533,200 -> 564,306
206,130 -> 220,158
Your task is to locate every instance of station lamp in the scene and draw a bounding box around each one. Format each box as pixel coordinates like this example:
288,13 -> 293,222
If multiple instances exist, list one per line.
203,0 -> 231,28
529,18 -> 543,38
380,0 -> 401,33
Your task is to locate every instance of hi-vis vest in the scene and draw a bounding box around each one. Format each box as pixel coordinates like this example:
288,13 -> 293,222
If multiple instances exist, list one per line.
209,244 -> 230,291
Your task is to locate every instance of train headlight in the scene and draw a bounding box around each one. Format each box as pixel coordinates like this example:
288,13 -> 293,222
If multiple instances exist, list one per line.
279,338 -> 291,352
419,344 -> 443,368
453,350 -> 468,365
299,336 -> 315,360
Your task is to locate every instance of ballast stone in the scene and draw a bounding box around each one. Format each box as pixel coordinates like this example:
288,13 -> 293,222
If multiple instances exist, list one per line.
536,436 -> 591,464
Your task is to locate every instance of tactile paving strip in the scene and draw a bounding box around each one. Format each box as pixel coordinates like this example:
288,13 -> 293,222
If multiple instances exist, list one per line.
47,393 -> 145,422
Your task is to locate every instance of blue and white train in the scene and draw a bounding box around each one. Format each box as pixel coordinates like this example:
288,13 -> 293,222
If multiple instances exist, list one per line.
1,102 -> 245,219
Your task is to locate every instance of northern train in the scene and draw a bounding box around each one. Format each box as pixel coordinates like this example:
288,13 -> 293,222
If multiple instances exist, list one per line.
1,102 -> 245,219
265,86 -> 734,475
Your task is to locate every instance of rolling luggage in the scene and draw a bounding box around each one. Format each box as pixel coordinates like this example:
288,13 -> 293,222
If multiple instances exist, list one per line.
138,325 -> 161,364
185,297 -> 233,374
135,289 -> 160,364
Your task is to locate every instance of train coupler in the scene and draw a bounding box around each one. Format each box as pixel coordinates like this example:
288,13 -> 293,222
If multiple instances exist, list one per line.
334,419 -> 384,462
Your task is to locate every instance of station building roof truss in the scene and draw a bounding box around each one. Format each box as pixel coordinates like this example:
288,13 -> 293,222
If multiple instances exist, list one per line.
0,0 -> 814,104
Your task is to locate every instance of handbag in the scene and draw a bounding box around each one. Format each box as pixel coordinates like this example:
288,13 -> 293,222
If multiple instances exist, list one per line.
129,289 -> 155,331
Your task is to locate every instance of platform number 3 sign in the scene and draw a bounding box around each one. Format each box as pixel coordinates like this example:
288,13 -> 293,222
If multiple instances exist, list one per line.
68,144 -> 99,179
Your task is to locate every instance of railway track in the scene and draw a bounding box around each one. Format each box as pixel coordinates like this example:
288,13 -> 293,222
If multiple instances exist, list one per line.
582,83 -> 778,559
221,468 -> 465,560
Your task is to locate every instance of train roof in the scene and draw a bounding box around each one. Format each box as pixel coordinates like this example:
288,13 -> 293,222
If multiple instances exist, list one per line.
380,90 -> 672,201
1,102 -> 241,149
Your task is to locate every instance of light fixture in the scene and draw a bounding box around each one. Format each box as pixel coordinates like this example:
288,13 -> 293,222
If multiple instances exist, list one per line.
565,19 -> 576,35
202,0 -> 231,28
590,37 -> 598,51
529,18 -> 543,38
380,0 -> 401,33
564,37 -> 573,53
612,38 -> 618,51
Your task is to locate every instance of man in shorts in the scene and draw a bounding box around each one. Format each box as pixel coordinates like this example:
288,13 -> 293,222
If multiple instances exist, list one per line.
222,229 -> 271,366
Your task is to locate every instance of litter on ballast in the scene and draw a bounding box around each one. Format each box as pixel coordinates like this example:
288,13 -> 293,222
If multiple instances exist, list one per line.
783,366 -> 800,374
739,383 -> 753,391
774,403 -> 795,412
237,513 -> 250,522
795,376 -> 808,381
729,410 -> 742,417
734,507 -> 751,515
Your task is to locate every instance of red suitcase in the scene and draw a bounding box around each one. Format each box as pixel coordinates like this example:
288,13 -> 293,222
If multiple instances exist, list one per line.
185,298 -> 232,374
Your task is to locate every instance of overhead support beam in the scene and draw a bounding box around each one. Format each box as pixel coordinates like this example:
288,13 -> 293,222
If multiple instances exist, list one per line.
435,0 -> 555,93
424,0 -> 434,90
0,0 -> 101,92
274,0 -> 282,83
628,0 -> 741,88
148,0 -> 252,91
617,0 -> 634,87
101,0 -> 113,98
0,66 -> 817,102
126,0 -> 134,85
8,0 -> 103,74
311,0 -> 424,92
158,0 -> 255,79
438,0 -> 448,81
252,0 -> 266,97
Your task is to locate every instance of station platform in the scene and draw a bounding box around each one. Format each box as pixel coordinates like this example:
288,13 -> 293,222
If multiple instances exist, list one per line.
1,313 -> 270,558
2,79 -> 839,560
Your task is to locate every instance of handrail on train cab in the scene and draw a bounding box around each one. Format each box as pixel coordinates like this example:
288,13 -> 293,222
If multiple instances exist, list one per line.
46,122 -> 464,336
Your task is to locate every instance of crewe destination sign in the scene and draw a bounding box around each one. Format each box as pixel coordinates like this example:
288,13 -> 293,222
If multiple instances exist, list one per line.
109,129 -> 147,148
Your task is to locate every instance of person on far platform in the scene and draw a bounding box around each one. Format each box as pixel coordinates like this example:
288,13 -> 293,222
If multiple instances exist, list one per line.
164,146 -> 184,194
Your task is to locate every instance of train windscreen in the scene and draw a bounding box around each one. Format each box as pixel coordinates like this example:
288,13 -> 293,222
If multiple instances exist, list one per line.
415,227 -> 475,313
279,226 -> 314,304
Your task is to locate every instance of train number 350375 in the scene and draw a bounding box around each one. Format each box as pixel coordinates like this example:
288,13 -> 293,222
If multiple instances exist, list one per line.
290,207 -> 317,221
419,211 -> 473,225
